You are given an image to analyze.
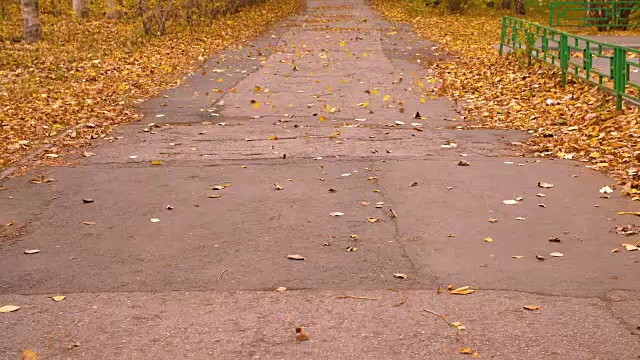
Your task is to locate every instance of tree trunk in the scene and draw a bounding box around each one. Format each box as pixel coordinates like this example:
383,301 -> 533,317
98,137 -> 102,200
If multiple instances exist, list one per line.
447,0 -> 462,12
502,0 -> 511,10
73,0 -> 89,17
515,0 -> 524,14
21,0 -> 42,42
106,0 -> 119,18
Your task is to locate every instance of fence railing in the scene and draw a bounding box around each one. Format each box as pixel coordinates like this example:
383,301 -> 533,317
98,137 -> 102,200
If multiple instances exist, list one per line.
549,1 -> 640,29
500,16 -> 640,109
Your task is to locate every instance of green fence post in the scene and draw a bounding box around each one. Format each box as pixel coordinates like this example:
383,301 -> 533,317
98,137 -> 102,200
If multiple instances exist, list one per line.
549,3 -> 554,28
613,47 -> 626,110
499,16 -> 506,56
560,33 -> 568,87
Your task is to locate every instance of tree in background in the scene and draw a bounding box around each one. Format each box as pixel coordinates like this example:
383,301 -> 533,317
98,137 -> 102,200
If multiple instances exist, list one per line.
21,0 -> 42,41
515,0 -> 524,14
106,0 -> 119,18
73,0 -> 88,17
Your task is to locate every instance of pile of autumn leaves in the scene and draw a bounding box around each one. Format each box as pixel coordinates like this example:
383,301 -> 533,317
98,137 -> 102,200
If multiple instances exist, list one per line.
372,0 -> 640,196
0,0 -> 302,169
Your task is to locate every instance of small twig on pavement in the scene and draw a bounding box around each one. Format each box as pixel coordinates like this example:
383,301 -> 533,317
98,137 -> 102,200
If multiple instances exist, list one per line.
423,308 -> 451,325
574,234 -> 583,241
218,269 -> 227,282
336,295 -> 378,300
392,295 -> 409,307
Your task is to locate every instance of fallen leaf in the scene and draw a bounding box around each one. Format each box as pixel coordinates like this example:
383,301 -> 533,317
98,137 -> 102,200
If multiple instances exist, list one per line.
409,182 -> 418,187
394,273 -> 407,279
548,237 -> 561,242
449,286 -> 476,295
330,212 -> 344,217
274,183 -> 284,190
360,201 -> 369,206
390,209 -> 398,218
367,217 -> 378,223
20,349 -> 37,360
82,221 -> 96,225
275,287 -> 287,292
150,218 -> 160,223
207,194 -> 221,198
151,160 -> 163,165
457,160 -> 470,166
618,212 -> 640,216
503,199 -> 518,205
24,249 -> 40,254
483,237 -> 494,243
0,305 -> 20,313
512,255 -> 524,259
538,182 -> 555,188
524,305 -> 540,311
268,136 -> 278,141
488,218 -> 498,223
550,252 -> 564,257
296,327 -> 310,341
622,243 -> 639,251
287,254 -> 306,260
52,295 -> 66,302
458,347 -> 473,354
82,198 -> 94,203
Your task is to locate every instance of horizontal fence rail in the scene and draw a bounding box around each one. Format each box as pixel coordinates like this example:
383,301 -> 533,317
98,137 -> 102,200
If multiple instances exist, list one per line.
549,1 -> 640,29
500,16 -> 640,109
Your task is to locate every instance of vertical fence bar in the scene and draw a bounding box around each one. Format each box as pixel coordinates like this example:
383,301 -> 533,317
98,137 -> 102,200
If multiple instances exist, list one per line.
500,16 -> 506,56
560,33 -> 568,87
613,47 -> 626,110
549,3 -> 554,27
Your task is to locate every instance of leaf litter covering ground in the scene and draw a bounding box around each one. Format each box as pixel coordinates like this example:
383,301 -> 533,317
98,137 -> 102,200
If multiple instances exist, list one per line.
0,0 -> 302,169
372,0 -> 640,198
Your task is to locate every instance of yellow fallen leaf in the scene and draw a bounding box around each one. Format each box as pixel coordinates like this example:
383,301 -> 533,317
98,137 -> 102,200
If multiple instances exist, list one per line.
319,115 -> 327,122
268,136 -> 278,140
484,237 -> 494,243
512,255 -> 524,259
524,305 -> 540,310
21,349 -> 38,360
383,95 -> 391,101
208,194 -> 221,198
253,101 -> 261,109
0,305 -> 20,313
52,295 -> 66,302
367,217 -> 378,223
151,160 -> 162,165
449,286 -> 476,295
339,40 -> 346,46
618,211 -> 640,216
458,347 -> 473,354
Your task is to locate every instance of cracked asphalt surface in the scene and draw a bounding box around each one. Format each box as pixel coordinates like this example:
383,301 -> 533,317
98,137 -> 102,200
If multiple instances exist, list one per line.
1,0 -> 640,358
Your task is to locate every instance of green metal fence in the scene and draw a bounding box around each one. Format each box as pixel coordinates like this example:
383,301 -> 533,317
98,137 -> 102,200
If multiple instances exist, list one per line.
500,16 -> 640,109
549,1 -> 640,29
